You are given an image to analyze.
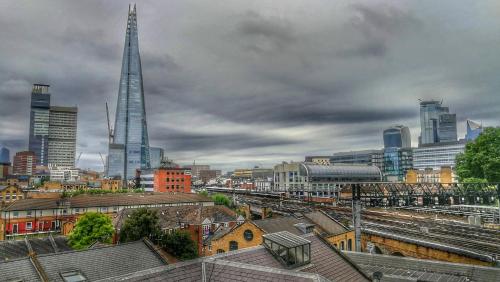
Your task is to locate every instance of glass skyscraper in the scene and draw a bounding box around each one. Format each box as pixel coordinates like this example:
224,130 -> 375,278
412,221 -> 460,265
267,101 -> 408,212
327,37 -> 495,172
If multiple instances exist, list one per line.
107,5 -> 150,180
383,125 -> 411,148
419,100 -> 457,145
29,84 -> 51,166
465,119 -> 483,141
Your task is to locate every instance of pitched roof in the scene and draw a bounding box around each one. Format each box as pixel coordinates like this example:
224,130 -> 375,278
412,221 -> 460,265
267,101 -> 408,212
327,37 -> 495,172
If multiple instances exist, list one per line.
345,251 -> 500,282
0,239 -> 166,282
0,257 -> 41,282
222,234 -> 370,282
3,192 -> 213,211
0,236 -> 71,262
114,205 -> 237,231
254,216 -> 317,236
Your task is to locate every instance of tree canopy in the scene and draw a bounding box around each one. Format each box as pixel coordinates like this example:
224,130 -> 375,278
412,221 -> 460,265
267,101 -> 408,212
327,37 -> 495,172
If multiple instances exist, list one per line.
68,212 -> 114,249
456,127 -> 500,183
161,230 -> 198,260
119,208 -> 161,242
212,193 -> 231,207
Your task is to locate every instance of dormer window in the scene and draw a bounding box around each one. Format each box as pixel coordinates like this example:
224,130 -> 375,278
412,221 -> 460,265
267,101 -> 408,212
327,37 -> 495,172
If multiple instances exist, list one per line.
263,231 -> 311,268
60,270 -> 87,282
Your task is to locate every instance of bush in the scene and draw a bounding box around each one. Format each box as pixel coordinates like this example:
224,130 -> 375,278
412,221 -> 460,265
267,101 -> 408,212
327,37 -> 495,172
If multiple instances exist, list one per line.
68,212 -> 114,249
212,193 -> 231,207
119,208 -> 161,242
161,230 -> 198,260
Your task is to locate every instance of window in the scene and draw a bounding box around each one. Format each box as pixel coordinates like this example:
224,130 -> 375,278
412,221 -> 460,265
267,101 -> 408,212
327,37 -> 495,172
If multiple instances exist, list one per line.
60,270 -> 88,282
217,249 -> 225,254
229,241 -> 238,251
348,239 -> 352,251
243,230 -> 254,241
340,241 -> 345,250
27,210 -> 32,217
13,211 -> 19,218
26,222 -> 33,230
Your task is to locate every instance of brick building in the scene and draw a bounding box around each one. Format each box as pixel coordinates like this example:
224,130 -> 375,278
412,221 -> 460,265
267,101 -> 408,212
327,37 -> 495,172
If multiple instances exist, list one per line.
139,167 -> 192,193
0,193 -> 213,240
13,151 -> 36,175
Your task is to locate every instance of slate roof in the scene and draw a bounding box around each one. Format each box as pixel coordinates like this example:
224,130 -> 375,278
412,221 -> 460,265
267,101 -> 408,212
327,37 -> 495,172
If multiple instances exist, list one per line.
98,233 -> 368,282
0,236 -> 71,261
96,258 -> 323,282
114,205 -> 237,231
254,216 -> 317,235
222,234 -> 370,282
0,257 -> 41,282
37,240 -> 166,282
345,251 -> 500,282
3,192 -> 213,211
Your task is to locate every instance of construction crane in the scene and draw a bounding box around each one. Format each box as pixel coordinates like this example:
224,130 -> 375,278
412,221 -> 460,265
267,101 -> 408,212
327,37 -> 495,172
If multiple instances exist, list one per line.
106,102 -> 114,144
75,152 -> 83,167
98,152 -> 106,168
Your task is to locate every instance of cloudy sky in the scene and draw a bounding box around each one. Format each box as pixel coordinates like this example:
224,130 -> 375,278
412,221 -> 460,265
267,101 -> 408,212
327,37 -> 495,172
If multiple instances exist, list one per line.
1,0 -> 499,172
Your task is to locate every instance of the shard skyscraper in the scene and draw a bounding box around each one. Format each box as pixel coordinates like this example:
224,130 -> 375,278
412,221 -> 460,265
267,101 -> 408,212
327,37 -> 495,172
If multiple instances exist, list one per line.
107,5 -> 150,181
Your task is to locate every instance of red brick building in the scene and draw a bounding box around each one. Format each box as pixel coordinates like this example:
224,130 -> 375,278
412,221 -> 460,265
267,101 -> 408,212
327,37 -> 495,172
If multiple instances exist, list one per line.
153,167 -> 192,193
13,151 -> 36,175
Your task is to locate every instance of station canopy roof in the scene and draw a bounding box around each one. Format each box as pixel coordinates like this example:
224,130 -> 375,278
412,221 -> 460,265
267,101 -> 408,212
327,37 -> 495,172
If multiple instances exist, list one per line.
300,163 -> 381,179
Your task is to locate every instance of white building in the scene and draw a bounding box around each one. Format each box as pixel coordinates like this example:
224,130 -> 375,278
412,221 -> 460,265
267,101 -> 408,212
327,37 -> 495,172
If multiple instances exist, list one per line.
49,165 -> 80,182
413,141 -> 466,170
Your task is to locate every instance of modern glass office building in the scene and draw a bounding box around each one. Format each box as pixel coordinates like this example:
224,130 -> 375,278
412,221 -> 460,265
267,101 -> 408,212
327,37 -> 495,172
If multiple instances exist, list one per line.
413,141 -> 465,170
383,125 -> 411,148
0,147 -> 10,164
29,84 -> 51,166
465,119 -> 483,141
149,147 -> 164,169
107,5 -> 150,180
419,100 -> 457,145
383,147 -> 413,182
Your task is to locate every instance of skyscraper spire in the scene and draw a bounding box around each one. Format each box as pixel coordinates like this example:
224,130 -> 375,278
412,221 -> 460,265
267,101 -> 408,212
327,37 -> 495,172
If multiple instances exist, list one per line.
107,5 -> 150,181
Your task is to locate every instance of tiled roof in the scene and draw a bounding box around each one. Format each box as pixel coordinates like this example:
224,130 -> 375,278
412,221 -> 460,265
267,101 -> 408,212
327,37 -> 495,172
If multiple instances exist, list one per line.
3,193 -> 213,211
37,240 -> 166,282
0,257 -> 40,282
96,258 -> 322,282
254,216 -> 316,235
222,234 -> 370,282
114,205 -> 237,231
0,236 -> 71,262
345,251 -> 500,282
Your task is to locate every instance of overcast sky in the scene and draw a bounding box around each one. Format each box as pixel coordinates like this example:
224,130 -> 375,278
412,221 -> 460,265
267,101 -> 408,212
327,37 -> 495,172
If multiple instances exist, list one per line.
1,0 -> 499,172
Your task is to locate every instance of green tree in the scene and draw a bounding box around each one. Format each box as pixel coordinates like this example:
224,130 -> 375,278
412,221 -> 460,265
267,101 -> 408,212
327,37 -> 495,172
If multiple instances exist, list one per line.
68,212 -> 114,249
119,208 -> 161,242
161,230 -> 198,260
198,190 -> 209,197
212,193 -> 231,207
456,127 -> 500,183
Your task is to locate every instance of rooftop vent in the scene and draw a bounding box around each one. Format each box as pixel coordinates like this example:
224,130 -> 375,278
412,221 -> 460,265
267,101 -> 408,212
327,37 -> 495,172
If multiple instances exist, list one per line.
263,231 -> 311,269
294,222 -> 315,234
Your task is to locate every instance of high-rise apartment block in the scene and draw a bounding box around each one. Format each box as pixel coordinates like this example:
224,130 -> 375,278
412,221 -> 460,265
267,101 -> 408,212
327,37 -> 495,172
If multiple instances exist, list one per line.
29,84 -> 51,166
48,106 -> 78,167
419,100 -> 457,145
13,151 -> 36,175
107,5 -> 151,180
383,125 -> 411,148
28,84 -> 78,168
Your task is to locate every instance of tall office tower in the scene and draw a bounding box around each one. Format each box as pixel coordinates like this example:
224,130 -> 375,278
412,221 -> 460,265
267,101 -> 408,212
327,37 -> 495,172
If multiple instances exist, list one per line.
149,147 -> 164,169
419,100 -> 457,145
13,151 -> 36,175
383,125 -> 411,148
48,106 -> 78,167
107,5 -> 150,180
0,147 -> 10,163
437,113 -> 457,143
29,84 -> 51,166
466,119 -> 483,141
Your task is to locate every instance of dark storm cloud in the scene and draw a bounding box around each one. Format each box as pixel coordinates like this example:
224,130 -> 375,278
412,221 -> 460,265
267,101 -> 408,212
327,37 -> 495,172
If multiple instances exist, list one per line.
0,0 -> 499,170
152,129 -> 301,152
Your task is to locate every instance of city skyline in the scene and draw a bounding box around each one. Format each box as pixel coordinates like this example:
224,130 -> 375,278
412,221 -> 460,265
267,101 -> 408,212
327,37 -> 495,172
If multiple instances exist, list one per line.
1,1 -> 500,172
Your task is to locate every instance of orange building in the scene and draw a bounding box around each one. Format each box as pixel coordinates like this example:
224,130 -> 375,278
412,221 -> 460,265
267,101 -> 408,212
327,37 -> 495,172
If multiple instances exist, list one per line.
153,167 -> 191,193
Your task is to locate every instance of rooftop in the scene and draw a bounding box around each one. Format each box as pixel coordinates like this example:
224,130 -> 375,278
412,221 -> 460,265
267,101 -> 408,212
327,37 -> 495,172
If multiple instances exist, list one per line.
262,231 -> 311,248
2,193 -> 213,211
300,163 -> 382,178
